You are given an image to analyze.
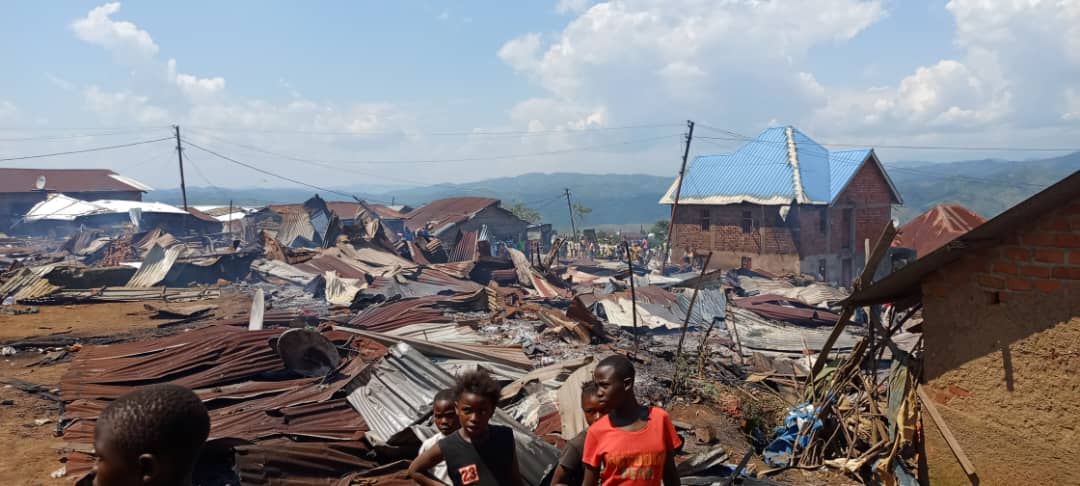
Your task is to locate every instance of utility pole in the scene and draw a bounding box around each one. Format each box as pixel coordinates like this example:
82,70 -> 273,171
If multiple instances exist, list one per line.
174,125 -> 188,210
663,120 -> 695,271
564,188 -> 578,242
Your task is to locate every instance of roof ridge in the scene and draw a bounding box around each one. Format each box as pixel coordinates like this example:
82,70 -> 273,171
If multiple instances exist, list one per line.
785,126 -> 808,203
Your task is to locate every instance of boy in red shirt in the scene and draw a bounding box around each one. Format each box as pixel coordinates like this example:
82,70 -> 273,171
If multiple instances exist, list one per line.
582,355 -> 681,486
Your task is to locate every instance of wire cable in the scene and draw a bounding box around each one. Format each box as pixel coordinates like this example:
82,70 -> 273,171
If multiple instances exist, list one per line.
0,137 -> 174,162
185,128 -> 682,165
186,122 -> 683,137
0,127 -> 172,142
182,139 -> 362,201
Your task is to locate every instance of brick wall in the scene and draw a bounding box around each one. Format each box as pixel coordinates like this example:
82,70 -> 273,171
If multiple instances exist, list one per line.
796,160 -> 895,257
671,203 -> 797,255
917,198 -> 1080,485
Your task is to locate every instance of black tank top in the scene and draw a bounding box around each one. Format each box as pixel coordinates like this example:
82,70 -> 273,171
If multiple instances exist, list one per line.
438,425 -> 515,486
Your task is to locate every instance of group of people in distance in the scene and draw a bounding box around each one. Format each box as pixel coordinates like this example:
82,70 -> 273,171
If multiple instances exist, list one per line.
87,354 -> 681,486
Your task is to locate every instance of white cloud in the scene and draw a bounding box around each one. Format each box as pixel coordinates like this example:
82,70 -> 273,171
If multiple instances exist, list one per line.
556,0 -> 592,15
46,74 -> 75,91
0,100 -> 17,121
83,86 -> 168,123
499,0 -> 885,130
71,2 -> 158,60
167,59 -> 226,101
813,0 -> 1080,135
438,9 -> 450,21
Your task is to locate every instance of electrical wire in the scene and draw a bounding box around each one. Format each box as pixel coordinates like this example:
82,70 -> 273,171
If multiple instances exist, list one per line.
186,122 -> 683,137
185,128 -> 682,165
0,127 -> 172,142
114,146 -> 177,172
181,139 -> 363,201
0,137 -> 174,162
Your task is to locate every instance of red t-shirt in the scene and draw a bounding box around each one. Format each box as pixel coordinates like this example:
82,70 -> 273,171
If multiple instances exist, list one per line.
582,407 -> 682,485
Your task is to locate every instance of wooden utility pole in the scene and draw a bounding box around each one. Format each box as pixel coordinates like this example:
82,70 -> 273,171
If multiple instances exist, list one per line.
564,188 -> 578,242
174,125 -> 188,210
663,120 -> 694,271
673,251 -> 712,395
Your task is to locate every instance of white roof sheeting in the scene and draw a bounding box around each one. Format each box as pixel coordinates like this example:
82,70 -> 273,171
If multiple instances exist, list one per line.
23,193 -> 186,222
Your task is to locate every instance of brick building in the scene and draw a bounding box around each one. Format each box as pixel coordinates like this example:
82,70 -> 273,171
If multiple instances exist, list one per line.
0,168 -> 150,230
660,126 -> 902,285
848,170 -> 1080,485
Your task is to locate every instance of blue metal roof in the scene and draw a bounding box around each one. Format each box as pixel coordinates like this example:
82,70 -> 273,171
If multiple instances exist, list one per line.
661,126 -> 894,205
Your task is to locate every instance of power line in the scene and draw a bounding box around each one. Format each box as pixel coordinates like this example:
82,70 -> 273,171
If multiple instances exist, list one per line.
0,127 -> 171,142
185,127 -> 682,165
186,122 -> 683,137
0,137 -> 174,162
181,152 -> 232,201
114,146 -> 177,172
0,125 -> 172,132
693,133 -> 1080,153
181,139 -> 363,201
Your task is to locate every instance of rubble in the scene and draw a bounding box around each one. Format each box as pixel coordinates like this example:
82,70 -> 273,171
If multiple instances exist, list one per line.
3,184 -> 1020,486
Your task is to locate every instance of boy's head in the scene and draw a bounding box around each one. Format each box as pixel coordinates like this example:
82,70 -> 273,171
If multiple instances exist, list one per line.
93,384 -> 210,486
580,381 -> 606,426
432,389 -> 460,436
452,370 -> 501,438
593,355 -> 636,410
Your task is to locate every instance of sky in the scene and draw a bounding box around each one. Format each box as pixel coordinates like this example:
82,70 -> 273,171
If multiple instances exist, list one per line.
1,1 -> 1079,190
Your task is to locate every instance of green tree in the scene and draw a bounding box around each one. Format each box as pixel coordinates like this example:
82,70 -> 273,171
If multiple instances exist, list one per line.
649,220 -> 670,240
508,202 -> 541,224
573,203 -> 592,226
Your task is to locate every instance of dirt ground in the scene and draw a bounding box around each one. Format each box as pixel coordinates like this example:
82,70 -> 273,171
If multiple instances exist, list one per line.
0,295 -> 249,485
0,354 -> 71,486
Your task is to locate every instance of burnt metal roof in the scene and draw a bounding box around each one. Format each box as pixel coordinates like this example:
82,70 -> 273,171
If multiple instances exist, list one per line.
404,197 -> 500,232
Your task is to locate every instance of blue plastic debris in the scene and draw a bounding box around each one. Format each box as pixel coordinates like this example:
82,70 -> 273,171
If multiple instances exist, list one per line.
762,403 -> 823,467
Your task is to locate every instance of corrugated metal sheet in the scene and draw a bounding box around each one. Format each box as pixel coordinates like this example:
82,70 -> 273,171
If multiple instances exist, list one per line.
23,194 -> 188,221
126,243 -> 184,287
235,440 -> 377,486
277,210 -> 317,247
0,262 -> 63,302
733,294 -> 841,326
404,197 -> 498,232
727,306 -> 862,356
449,229 -> 479,262
349,296 -> 453,330
346,342 -> 559,485
659,126 -> 900,206
25,286 -> 220,304
893,204 -> 985,256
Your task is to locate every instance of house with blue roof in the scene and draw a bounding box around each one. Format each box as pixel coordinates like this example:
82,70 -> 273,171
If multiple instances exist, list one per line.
660,126 -> 902,285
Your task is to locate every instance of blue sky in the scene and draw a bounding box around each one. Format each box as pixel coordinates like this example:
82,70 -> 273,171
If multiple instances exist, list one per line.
1,1 -> 1078,189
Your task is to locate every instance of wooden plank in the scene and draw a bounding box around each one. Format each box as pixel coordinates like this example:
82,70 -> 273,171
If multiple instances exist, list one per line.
917,385 -> 979,482
810,221 -> 897,378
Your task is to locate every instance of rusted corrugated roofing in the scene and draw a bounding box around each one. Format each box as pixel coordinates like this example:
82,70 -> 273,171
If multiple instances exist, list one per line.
349,296 -> 453,330
448,229 -> 479,262
404,197 -> 499,232
0,168 -> 151,193
893,203 -> 986,256
732,293 -> 840,326
368,203 -> 406,220
59,324 -> 388,483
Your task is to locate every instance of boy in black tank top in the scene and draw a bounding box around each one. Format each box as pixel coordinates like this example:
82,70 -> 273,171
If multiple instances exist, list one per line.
408,370 -> 523,486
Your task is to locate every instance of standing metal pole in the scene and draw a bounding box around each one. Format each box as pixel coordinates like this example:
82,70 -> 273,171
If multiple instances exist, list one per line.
623,241 -> 639,356
174,125 -> 188,210
663,120 -> 694,272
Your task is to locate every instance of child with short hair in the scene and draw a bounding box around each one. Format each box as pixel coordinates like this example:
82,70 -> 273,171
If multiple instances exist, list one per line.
413,389 -> 461,484
552,381 -> 607,486
408,370 -> 523,486
582,355 -> 682,486
91,383 -> 211,486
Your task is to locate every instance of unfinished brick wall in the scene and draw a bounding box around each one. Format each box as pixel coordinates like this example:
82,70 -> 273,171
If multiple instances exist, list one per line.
671,203 -> 797,256
917,198 -> 1080,485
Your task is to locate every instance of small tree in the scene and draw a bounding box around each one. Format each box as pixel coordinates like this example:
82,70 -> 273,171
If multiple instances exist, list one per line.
650,220 -> 669,241
508,202 -> 541,224
573,203 -> 592,226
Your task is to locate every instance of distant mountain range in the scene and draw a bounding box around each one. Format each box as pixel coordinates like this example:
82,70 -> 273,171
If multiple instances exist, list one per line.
147,152 -> 1079,229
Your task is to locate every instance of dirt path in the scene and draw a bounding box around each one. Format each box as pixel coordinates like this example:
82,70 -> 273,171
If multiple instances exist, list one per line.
0,354 -> 71,486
